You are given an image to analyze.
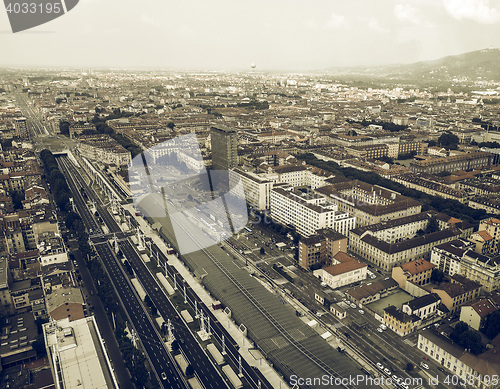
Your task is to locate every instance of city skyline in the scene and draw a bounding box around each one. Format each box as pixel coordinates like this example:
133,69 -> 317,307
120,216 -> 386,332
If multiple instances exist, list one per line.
0,0 -> 500,71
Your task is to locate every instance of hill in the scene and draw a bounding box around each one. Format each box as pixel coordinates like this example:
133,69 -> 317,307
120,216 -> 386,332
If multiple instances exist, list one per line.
327,48 -> 500,84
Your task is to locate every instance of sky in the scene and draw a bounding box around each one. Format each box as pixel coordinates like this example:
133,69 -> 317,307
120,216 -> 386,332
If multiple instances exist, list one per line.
1,0 -> 500,71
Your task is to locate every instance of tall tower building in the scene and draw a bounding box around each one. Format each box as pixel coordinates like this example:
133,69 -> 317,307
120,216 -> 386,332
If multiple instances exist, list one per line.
14,117 -> 28,139
210,125 -> 238,170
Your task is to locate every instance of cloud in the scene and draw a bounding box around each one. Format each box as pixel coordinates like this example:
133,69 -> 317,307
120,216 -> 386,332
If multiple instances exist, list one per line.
364,17 -> 390,33
140,14 -> 163,29
303,18 -> 320,30
394,3 -> 421,24
442,0 -> 500,24
325,13 -> 347,29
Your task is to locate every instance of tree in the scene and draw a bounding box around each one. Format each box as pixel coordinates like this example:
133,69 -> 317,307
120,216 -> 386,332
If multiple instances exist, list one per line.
185,364 -> 194,377
484,311 -> 500,339
144,295 -> 152,307
171,339 -> 180,352
425,217 -> 439,234
65,212 -> 81,230
59,120 -> 70,136
460,329 -> 483,354
430,269 -> 445,284
406,362 -> 415,371
260,247 -> 265,255
451,321 -> 469,343
427,140 -> 437,147
438,132 -> 459,149
151,305 -> 158,316
167,122 -> 175,129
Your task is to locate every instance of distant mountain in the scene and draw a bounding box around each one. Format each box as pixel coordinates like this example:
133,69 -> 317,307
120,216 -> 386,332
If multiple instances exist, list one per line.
327,48 -> 500,83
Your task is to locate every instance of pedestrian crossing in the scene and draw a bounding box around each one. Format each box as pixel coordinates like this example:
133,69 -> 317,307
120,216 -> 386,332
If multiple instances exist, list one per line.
404,339 -> 415,347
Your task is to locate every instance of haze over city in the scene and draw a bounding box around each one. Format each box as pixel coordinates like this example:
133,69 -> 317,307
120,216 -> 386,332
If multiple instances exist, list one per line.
3,1 -> 500,389
1,0 -> 500,70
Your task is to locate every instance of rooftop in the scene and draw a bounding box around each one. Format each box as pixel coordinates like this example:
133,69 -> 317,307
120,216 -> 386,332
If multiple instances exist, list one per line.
404,293 -> 441,310
323,259 -> 366,276
384,305 -> 420,323
400,259 -> 436,275
43,316 -> 111,389
46,287 -> 84,313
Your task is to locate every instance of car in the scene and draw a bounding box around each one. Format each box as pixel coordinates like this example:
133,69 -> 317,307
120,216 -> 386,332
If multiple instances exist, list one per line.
438,366 -> 445,372
399,383 -> 409,389
376,362 -> 384,370
344,332 -> 351,338
420,362 -> 429,369
384,368 -> 391,376
161,372 -> 167,380
370,274 -> 377,279
422,356 -> 429,360
379,324 -> 387,330
392,375 -> 399,382
377,327 -> 383,332
359,309 -> 365,314
350,303 -> 357,309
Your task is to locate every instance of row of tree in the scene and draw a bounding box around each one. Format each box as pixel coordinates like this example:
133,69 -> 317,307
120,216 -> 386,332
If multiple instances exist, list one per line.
346,119 -> 408,132
40,149 -> 71,212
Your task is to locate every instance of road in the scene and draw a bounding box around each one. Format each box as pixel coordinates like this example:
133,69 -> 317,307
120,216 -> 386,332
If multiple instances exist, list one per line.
60,155 -> 233,389
57,155 -> 189,389
67,152 -> 276,389
14,93 -> 49,137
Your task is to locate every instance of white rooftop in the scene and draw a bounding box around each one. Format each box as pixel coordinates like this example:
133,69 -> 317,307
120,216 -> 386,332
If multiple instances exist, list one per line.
44,316 -> 110,389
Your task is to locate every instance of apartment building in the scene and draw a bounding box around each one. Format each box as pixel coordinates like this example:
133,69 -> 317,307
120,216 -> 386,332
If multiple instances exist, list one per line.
46,287 -> 85,322
399,141 -> 427,157
68,122 -> 96,138
351,225 -> 469,272
78,134 -> 132,167
298,229 -> 347,269
460,297 -> 500,331
410,152 -> 492,174
313,252 -> 367,289
468,196 -> 500,216
349,212 -> 435,245
0,256 -> 12,315
211,125 -> 238,170
345,144 -> 389,159
233,168 -> 273,211
315,180 -> 422,227
431,239 -> 500,293
432,275 -> 481,313
391,173 -> 468,203
383,305 -> 420,336
270,185 -> 356,237
272,165 -> 310,187
392,259 -> 436,289
418,329 -> 500,389
479,218 -> 500,256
